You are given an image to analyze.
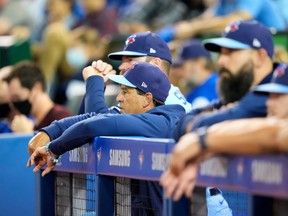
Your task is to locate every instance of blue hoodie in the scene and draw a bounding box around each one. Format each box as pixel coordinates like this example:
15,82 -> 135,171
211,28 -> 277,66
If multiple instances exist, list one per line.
42,104 -> 184,155
41,104 -> 184,216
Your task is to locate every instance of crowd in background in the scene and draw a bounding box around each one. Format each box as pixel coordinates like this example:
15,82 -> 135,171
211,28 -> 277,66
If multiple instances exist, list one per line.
0,0 -> 287,138
1,1 -> 288,215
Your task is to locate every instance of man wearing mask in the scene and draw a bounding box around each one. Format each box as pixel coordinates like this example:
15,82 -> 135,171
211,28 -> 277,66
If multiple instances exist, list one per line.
6,61 -> 72,132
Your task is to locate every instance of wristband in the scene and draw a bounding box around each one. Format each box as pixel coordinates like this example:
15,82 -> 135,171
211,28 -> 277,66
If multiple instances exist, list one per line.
196,126 -> 208,150
45,142 -> 61,164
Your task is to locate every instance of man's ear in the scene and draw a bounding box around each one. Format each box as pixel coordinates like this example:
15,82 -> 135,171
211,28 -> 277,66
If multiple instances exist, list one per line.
143,92 -> 154,108
148,57 -> 162,68
256,48 -> 269,67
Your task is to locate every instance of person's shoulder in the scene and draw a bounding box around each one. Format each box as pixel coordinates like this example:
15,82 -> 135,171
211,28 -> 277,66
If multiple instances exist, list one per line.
149,104 -> 186,116
167,84 -> 192,112
51,104 -> 73,117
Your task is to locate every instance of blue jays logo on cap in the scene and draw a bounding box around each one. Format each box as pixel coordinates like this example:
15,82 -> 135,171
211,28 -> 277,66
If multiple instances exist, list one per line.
108,32 -> 172,63
203,20 -> 274,58
124,35 -> 136,48
253,63 -> 288,94
272,64 -> 286,80
224,22 -> 240,33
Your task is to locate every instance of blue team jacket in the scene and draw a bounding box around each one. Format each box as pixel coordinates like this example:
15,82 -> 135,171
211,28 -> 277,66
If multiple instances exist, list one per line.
41,104 -> 184,216
42,104 -> 185,155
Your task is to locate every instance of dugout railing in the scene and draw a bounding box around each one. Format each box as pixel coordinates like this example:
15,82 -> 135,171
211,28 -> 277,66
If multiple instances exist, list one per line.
32,136 -> 288,216
1,134 -> 288,215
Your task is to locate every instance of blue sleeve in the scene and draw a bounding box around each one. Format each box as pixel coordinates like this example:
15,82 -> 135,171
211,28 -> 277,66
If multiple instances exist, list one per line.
173,100 -> 223,141
191,93 -> 268,130
41,112 -> 119,140
85,76 -> 108,113
49,113 -> 169,155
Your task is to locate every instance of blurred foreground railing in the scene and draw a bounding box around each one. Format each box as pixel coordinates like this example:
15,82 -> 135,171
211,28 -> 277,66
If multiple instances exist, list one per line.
1,135 -> 288,215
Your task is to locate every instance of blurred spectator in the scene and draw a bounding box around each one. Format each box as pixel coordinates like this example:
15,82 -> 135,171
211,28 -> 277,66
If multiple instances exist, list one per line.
0,66 -> 13,133
172,39 -> 219,108
73,0 -> 118,37
32,0 -> 83,105
64,27 -> 110,113
5,61 -> 72,133
274,46 -> 288,63
272,0 -> 288,29
0,0 -> 33,40
118,0 -> 188,34
19,0 -> 47,42
157,0 -> 286,42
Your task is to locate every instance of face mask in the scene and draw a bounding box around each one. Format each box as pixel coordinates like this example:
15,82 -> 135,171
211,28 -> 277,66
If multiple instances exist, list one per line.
66,47 -> 89,70
12,100 -> 32,116
0,103 -> 11,118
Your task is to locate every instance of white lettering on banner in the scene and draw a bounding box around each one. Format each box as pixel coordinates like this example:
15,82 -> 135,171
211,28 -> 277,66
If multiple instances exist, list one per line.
69,147 -> 88,163
152,153 -> 169,171
200,157 -> 228,177
109,149 -> 131,167
251,160 -> 283,184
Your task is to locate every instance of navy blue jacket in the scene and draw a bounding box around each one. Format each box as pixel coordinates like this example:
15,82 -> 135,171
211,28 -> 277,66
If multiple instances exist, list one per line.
42,105 -> 184,216
42,104 -> 185,155
174,67 -> 275,140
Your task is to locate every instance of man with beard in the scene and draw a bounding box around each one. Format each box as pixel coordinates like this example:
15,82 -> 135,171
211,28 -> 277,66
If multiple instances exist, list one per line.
160,63 -> 288,215
172,20 -> 278,216
174,20 -> 276,139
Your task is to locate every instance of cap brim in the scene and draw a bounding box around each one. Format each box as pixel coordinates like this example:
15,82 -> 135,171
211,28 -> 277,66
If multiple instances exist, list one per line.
107,74 -> 136,88
203,38 -> 251,52
253,83 -> 288,94
108,51 -> 147,60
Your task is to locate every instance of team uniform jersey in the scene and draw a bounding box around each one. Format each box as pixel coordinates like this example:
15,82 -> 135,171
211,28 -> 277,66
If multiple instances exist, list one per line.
166,84 -> 192,112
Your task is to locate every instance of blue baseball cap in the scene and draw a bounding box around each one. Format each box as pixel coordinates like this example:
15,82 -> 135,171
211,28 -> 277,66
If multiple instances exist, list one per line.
108,32 -> 172,63
203,20 -> 274,58
253,63 -> 288,94
173,39 -> 211,66
107,62 -> 171,102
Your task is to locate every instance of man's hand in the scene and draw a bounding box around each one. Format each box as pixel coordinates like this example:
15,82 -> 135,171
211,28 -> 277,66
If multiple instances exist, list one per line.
28,131 -> 50,155
26,146 -> 57,177
160,162 -> 198,201
11,114 -> 34,133
82,60 -> 116,83
169,132 -> 201,176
